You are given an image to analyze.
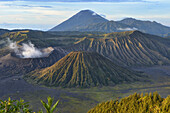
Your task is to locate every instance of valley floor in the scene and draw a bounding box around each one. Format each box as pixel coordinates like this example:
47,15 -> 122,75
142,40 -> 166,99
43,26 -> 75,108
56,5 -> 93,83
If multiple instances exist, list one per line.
0,65 -> 170,113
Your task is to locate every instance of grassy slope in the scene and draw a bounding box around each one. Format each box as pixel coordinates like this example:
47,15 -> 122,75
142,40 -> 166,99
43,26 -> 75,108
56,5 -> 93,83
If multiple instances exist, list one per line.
88,92 -> 170,113
24,51 -> 147,88
65,31 -> 170,66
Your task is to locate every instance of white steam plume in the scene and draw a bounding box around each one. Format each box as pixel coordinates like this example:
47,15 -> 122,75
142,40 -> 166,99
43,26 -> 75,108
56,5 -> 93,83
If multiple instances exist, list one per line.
8,39 -> 53,58
20,42 -> 43,58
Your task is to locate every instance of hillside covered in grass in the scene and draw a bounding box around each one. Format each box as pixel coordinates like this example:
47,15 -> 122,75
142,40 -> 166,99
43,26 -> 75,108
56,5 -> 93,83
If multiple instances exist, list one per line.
66,31 -> 170,66
24,51 -> 147,88
88,92 -> 170,113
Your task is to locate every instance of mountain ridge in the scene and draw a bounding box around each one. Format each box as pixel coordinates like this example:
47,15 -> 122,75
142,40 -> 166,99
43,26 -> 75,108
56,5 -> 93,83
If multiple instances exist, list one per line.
119,18 -> 170,36
49,10 -> 170,36
64,31 -> 170,66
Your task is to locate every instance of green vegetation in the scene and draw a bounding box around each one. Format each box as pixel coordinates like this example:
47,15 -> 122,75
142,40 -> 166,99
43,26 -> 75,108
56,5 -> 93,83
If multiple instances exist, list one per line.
2,75 -> 170,113
88,92 -> 170,113
1,92 -> 169,113
0,97 -> 59,113
24,51 -> 147,88
40,96 -> 59,113
0,97 -> 33,113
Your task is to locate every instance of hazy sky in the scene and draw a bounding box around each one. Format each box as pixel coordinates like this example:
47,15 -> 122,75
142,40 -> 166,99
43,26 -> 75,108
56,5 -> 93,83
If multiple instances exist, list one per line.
0,0 -> 170,30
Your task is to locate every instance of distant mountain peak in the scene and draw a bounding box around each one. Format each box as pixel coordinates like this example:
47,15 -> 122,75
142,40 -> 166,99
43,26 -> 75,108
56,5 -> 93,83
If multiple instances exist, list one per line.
119,18 -> 170,36
131,30 -> 143,34
120,18 -> 137,24
80,10 -> 97,16
123,17 -> 137,20
79,9 -> 94,13
49,9 -> 108,31
75,9 -> 100,17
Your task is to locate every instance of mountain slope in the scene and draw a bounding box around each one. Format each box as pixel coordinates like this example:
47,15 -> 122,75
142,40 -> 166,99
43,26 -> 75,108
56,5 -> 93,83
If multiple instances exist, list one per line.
65,31 -> 170,66
78,21 -> 137,33
119,18 -> 170,36
49,10 -> 108,31
0,30 -> 56,46
0,29 -> 10,35
49,10 -> 170,36
24,51 -> 147,88
0,30 -> 82,48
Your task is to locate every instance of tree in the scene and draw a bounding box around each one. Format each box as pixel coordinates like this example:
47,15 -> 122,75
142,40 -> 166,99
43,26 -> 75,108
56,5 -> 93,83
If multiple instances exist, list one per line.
0,96 -> 60,113
88,92 -> 169,113
40,96 -> 59,113
0,97 -> 33,113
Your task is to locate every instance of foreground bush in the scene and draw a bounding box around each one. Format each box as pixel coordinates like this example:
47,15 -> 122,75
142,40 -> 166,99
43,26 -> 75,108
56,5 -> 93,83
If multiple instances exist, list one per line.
88,92 -> 170,113
0,96 -> 59,113
1,92 -> 169,113
0,97 -> 33,113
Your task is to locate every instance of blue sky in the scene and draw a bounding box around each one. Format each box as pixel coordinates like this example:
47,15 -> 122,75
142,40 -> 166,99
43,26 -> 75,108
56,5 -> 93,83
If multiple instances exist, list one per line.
0,0 -> 170,30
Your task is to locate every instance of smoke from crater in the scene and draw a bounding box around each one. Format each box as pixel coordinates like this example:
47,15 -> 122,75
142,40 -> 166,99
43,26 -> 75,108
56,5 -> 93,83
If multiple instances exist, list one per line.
8,39 -> 54,58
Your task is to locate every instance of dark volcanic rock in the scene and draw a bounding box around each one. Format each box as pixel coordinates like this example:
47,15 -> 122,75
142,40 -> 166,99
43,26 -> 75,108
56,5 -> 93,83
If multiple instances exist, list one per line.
0,47 -> 68,78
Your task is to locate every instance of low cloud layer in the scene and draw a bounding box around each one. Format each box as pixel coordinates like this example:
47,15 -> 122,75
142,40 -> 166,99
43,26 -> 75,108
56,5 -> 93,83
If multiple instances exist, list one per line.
0,0 -> 143,2
8,39 -> 53,58
117,27 -> 138,31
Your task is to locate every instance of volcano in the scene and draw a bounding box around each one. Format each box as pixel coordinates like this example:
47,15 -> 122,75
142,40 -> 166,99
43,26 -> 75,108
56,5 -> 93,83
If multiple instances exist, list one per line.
50,10 -> 108,31
24,51 -> 147,88
0,47 -> 68,78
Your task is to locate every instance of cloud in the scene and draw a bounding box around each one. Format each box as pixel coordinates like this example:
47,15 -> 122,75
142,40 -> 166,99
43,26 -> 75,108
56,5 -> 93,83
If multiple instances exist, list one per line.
0,0 -> 144,2
4,4 -> 52,8
117,27 -> 138,31
0,0 -> 170,30
143,0 -> 157,1
92,12 -> 97,15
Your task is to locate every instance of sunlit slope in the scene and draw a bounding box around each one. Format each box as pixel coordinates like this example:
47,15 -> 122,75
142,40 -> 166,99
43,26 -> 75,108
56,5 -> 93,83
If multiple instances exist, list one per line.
88,92 -> 170,113
65,31 -> 170,66
24,51 -> 147,88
